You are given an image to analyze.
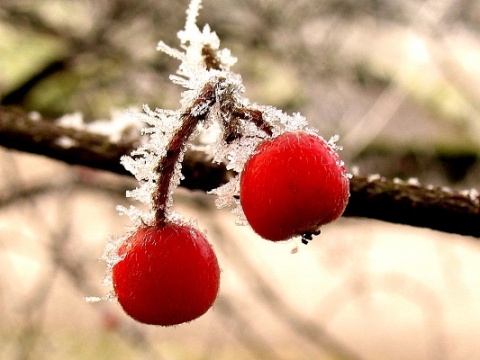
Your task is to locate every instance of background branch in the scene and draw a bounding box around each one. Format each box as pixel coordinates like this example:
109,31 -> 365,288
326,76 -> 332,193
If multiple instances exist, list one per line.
0,105 -> 478,238
0,106 -> 231,191
344,175 -> 480,237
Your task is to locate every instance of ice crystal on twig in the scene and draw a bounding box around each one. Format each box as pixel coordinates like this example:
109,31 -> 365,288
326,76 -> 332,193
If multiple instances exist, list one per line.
116,0 -> 336,229
56,109 -> 144,143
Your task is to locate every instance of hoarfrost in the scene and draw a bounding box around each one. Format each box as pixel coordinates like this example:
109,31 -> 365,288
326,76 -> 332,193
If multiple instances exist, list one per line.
55,109 -> 145,143
393,177 -> 403,185
85,296 -> 102,303
407,177 -> 420,186
232,205 -> 248,226
103,0 -> 349,287
327,134 -> 344,153
441,186 -> 453,194
109,0 -> 232,239
368,174 -> 382,182
126,184 -> 156,206
116,204 -> 154,227
469,188 -> 480,204
212,134 -> 264,173
256,106 -> 308,136
460,188 -> 480,204
141,0 -> 347,220
28,111 -> 42,121
350,166 -> 360,177
100,231 -> 133,299
156,41 -> 185,61
55,136 -> 77,148
209,176 -> 240,209
192,121 -> 222,153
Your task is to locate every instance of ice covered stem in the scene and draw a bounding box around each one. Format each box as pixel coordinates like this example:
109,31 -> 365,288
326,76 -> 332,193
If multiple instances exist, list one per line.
202,44 -> 273,141
151,75 -> 275,227
153,82 -> 216,226
222,107 -> 273,143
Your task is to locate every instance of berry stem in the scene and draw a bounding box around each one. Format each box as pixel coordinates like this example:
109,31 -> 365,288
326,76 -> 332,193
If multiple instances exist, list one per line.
201,44 -> 273,140
151,43 -> 274,227
201,45 -> 222,71
153,82 -> 216,226
220,97 -> 273,143
233,108 -> 273,137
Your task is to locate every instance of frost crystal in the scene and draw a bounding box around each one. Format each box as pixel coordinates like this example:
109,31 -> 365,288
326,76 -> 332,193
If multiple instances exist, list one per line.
112,0 -> 345,236
28,111 -> 42,121
55,136 -> 77,149
469,188 -> 479,204
407,177 -> 420,186
56,109 -> 145,143
209,176 -> 240,209
85,296 -> 102,303
460,188 -> 480,204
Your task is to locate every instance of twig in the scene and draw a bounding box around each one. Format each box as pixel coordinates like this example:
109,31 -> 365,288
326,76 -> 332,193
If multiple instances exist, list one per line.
153,82 -> 216,225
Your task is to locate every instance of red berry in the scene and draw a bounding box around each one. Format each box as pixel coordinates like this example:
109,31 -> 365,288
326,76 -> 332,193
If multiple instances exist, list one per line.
112,223 -> 220,326
240,132 -> 349,241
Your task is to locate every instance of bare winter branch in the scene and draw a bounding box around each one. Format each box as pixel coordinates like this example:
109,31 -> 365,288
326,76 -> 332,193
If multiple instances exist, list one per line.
344,175 -> 480,237
0,106 -> 231,191
0,105 -> 478,238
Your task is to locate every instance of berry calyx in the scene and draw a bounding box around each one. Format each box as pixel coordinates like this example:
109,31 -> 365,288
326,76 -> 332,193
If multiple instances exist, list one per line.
112,223 -> 220,326
240,132 -> 350,241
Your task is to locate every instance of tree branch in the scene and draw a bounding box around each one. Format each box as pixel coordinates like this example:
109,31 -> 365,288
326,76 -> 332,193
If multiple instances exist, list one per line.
0,106 -> 231,192
0,106 -> 478,238
344,176 -> 480,237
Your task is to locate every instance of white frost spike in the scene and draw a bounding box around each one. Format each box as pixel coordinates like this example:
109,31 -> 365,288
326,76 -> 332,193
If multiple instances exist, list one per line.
327,134 -> 344,153
117,204 -> 154,227
56,111 -> 84,129
407,177 -> 420,186
181,0 -> 203,43
85,296 -> 102,303
56,109 -> 145,144
156,41 -> 185,61
209,176 -> 240,209
469,189 -> 479,204
460,188 -> 480,204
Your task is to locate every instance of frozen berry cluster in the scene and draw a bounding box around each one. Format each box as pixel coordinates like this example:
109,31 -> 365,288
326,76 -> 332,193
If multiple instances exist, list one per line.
106,0 -> 350,326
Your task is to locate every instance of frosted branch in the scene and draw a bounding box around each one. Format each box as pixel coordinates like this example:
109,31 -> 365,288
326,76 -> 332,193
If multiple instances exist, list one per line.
344,175 -> 480,238
0,105 -> 230,192
0,105 -> 479,238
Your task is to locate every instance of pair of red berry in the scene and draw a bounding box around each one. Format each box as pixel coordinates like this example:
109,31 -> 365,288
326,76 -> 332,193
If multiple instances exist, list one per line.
112,131 -> 349,326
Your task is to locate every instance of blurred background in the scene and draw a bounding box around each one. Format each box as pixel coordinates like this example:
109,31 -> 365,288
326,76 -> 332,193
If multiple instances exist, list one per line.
0,0 -> 480,359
